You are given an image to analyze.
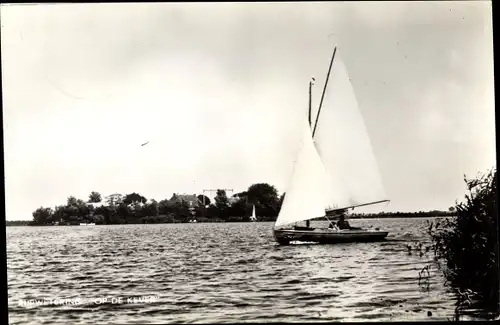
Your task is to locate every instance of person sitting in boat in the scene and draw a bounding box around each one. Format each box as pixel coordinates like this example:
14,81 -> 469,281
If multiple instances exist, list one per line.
337,214 -> 362,230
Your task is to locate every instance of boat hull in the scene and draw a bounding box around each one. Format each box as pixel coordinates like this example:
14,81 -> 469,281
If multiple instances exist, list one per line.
273,228 -> 388,245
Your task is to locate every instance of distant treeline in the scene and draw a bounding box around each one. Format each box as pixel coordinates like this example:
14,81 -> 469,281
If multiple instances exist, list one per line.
18,183 -> 458,226
28,183 -> 284,226
6,220 -> 32,227
349,210 -> 457,219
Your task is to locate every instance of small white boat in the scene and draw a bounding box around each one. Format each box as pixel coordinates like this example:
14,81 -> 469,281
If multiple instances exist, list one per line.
273,45 -> 390,245
79,223 -> 96,226
249,205 -> 257,222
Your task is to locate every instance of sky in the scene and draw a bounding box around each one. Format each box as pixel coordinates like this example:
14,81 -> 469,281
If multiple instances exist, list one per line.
1,2 -> 495,220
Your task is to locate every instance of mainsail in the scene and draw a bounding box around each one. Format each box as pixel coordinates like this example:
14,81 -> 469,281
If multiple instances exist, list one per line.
313,47 -> 388,212
274,120 -> 328,227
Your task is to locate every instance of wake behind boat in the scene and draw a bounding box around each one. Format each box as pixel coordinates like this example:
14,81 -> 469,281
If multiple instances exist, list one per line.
273,45 -> 390,245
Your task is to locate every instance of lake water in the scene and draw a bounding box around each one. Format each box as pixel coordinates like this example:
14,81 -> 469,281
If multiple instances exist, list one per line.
7,218 -> 463,324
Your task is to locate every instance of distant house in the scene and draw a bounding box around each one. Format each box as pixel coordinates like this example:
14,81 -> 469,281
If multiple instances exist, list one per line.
170,194 -> 201,209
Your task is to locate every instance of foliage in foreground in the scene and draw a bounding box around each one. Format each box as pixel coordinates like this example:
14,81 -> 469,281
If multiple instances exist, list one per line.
427,168 -> 499,317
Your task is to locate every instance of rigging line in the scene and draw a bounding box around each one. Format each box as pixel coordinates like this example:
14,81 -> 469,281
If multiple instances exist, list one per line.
312,46 -> 337,138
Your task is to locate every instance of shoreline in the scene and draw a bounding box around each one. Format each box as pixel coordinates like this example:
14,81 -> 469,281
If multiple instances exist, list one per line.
6,214 -> 456,227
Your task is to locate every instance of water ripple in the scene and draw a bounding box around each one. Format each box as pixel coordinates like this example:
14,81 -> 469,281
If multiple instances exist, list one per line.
8,218 -> 459,323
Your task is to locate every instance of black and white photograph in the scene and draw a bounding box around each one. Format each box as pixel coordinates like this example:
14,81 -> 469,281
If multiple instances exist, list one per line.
2,1 -> 497,323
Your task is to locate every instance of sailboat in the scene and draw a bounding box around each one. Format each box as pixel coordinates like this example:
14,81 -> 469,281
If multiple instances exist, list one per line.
250,205 -> 257,222
273,46 -> 390,245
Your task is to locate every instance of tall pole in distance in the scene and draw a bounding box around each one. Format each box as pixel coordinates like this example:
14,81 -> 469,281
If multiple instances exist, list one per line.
308,80 -> 312,128
308,77 -> 315,128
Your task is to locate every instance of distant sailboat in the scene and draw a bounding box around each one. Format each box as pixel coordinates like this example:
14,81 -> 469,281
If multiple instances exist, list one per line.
273,46 -> 390,245
250,205 -> 257,222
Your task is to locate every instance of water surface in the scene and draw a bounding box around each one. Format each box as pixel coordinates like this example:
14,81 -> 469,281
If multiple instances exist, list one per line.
7,218 -> 459,324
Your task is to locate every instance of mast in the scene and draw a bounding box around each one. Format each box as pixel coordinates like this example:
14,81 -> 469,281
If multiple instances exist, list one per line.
312,46 -> 337,138
308,81 -> 312,127
308,78 -> 315,128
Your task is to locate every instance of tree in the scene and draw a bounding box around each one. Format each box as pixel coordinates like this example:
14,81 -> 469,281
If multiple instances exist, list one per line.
116,203 -> 132,222
67,196 -> 77,206
214,189 -> 229,209
93,214 -> 105,224
32,207 -> 53,225
228,197 -> 251,220
95,205 -> 114,224
74,199 -> 89,218
64,197 -> 89,221
245,183 -> 280,217
52,205 -> 68,224
144,199 -> 159,217
197,194 -> 211,206
206,204 -> 221,220
169,200 -> 191,222
88,191 -> 102,203
194,206 -> 207,219
158,199 -> 170,215
246,183 -> 279,203
213,190 -> 230,220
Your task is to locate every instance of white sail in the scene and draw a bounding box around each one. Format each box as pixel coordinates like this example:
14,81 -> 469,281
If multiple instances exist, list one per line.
313,48 -> 388,211
274,120 -> 328,227
250,205 -> 257,221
